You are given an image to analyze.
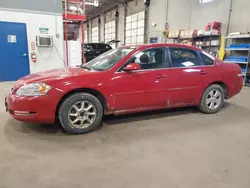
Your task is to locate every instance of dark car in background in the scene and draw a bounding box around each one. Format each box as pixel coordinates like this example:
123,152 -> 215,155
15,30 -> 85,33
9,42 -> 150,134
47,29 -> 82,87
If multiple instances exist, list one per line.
84,43 -> 112,62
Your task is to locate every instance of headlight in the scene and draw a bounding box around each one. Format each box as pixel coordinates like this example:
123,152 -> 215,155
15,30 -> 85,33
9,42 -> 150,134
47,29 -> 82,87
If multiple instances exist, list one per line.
16,83 -> 51,96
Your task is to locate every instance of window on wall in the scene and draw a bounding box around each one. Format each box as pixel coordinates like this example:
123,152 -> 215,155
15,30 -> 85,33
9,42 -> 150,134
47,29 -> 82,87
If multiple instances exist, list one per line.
125,11 -> 145,45
199,0 -> 213,4
91,26 -> 99,43
84,29 -> 88,43
105,21 -> 116,48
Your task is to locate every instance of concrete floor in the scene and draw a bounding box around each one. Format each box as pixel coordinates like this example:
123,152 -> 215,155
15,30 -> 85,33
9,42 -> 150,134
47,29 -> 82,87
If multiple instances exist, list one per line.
0,82 -> 250,188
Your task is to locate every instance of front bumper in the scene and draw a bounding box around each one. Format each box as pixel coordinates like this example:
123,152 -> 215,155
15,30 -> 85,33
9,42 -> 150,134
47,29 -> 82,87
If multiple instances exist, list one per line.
6,94 -> 58,124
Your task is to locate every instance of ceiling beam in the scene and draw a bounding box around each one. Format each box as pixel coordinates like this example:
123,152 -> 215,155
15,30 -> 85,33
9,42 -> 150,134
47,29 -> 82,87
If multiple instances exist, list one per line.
86,0 -> 132,20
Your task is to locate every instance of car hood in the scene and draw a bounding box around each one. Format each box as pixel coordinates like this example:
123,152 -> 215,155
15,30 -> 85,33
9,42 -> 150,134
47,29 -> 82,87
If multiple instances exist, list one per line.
14,67 -> 92,87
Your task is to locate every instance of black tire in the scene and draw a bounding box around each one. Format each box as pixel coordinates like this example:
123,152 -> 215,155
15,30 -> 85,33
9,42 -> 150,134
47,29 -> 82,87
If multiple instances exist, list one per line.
58,93 -> 103,134
199,84 -> 225,114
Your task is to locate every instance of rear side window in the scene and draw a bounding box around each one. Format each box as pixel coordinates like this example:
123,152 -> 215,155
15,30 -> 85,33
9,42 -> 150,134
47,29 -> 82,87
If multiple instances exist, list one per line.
200,53 -> 214,66
169,48 -> 201,67
84,44 -> 93,51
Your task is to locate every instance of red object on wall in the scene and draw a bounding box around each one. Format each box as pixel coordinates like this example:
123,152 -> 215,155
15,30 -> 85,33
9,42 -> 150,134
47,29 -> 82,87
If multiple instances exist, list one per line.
31,42 -> 35,50
205,22 -> 222,34
31,52 -> 36,63
63,14 -> 86,22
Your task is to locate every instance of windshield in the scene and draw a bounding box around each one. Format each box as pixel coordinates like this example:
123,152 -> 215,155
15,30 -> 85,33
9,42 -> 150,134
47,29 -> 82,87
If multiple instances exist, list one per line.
82,47 -> 135,71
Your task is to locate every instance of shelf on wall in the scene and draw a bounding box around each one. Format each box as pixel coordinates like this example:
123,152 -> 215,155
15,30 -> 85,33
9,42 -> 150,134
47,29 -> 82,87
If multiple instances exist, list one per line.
226,35 -> 250,39
197,45 -> 220,47
166,37 -> 179,39
194,35 -> 221,39
225,48 -> 250,51
224,33 -> 250,86
224,61 -> 248,65
179,37 -> 193,39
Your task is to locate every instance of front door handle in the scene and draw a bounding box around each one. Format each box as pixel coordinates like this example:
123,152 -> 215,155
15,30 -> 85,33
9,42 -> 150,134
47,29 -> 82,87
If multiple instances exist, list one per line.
200,70 -> 207,75
156,74 -> 166,79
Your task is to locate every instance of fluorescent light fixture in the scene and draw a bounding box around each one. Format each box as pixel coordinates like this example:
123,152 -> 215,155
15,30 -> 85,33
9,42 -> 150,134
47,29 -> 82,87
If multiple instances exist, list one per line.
199,0 -> 213,4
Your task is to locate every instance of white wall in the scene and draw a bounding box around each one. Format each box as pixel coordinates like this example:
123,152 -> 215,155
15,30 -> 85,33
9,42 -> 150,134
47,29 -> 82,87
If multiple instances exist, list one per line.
100,14 -> 105,42
148,0 -> 250,40
229,0 -> 250,33
0,9 -> 64,74
148,0 -> 168,42
105,9 -> 116,22
168,0 -> 192,29
189,0 -> 231,35
91,17 -> 99,27
117,4 -> 125,46
127,0 -> 145,16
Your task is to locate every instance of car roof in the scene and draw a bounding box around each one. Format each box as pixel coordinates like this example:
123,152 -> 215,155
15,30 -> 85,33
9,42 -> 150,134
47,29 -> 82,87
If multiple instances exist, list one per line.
123,43 -> 202,52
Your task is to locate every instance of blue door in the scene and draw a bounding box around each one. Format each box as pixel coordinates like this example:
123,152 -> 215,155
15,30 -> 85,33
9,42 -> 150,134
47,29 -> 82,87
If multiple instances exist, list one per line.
0,21 -> 30,81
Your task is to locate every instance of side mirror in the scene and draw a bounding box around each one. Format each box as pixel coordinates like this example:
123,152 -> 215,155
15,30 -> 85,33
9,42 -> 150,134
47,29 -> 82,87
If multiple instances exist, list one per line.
123,63 -> 141,71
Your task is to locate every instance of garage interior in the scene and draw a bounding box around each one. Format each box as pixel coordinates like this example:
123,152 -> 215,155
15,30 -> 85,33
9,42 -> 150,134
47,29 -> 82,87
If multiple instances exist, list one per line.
1,0 -> 250,187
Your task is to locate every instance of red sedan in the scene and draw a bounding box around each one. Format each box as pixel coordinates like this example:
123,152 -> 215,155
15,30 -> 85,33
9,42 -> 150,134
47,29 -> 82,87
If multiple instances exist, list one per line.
6,44 -> 243,134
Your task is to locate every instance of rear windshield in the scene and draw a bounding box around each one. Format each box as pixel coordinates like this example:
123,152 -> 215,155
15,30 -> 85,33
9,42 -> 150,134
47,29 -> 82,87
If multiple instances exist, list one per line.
85,44 -> 112,50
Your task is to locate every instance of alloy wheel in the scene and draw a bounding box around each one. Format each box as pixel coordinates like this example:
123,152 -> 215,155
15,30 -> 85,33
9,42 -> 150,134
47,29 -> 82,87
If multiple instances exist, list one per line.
68,101 -> 97,129
206,89 -> 222,110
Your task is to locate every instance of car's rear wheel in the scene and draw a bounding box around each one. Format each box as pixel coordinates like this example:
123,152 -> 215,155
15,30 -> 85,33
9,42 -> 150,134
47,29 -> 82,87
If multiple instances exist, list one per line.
58,93 -> 103,134
199,84 -> 225,114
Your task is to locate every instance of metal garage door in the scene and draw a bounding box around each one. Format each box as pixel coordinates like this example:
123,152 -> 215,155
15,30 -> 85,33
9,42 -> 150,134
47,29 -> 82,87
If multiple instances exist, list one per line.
91,26 -> 99,43
125,11 -> 145,45
105,21 -> 116,48
0,21 -> 30,81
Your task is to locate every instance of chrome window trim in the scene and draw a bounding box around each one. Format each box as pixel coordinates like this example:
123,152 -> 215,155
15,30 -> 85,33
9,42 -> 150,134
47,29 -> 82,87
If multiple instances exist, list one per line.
114,65 -> 211,74
115,47 -> 216,74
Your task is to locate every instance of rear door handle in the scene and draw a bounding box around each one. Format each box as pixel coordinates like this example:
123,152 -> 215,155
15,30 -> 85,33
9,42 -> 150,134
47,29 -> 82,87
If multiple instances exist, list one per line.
156,74 -> 166,79
200,70 -> 207,75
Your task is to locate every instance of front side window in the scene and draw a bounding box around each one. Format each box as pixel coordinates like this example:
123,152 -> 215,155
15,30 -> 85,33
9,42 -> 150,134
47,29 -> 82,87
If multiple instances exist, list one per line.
121,48 -> 165,71
169,48 -> 201,68
82,47 -> 135,71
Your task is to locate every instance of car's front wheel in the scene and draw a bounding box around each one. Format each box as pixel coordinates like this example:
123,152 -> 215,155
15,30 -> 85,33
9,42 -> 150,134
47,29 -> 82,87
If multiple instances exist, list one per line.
59,93 -> 103,134
199,84 -> 225,114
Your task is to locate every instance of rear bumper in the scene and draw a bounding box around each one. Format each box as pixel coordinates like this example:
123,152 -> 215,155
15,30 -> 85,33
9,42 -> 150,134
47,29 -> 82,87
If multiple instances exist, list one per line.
6,94 -> 57,124
226,79 -> 243,99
